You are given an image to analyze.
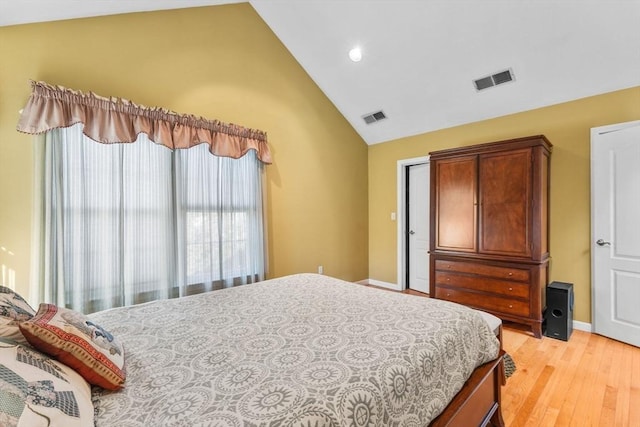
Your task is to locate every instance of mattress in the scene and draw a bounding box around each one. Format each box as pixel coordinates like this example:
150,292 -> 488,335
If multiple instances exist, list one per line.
89,273 -> 500,426
476,309 -> 502,336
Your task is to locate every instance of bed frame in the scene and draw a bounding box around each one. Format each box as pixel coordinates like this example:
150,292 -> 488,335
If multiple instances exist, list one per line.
430,324 -> 506,427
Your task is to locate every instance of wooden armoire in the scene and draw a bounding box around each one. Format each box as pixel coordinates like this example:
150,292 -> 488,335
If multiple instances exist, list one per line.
429,135 -> 551,337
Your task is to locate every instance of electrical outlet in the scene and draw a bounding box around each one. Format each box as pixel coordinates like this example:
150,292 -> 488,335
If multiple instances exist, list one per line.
318,265 -> 323,274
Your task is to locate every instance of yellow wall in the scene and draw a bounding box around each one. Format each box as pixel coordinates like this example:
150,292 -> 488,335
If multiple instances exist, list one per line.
368,86 -> 640,323
0,4 -> 369,300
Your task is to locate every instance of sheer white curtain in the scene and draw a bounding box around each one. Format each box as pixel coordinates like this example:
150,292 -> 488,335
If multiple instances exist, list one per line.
31,123 -> 266,313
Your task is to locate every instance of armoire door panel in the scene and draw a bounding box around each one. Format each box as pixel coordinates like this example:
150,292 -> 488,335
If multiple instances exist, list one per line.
538,147 -> 550,259
478,149 -> 532,257
434,156 -> 477,252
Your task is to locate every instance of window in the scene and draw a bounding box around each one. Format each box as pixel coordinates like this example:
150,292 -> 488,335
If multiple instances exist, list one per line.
36,124 -> 265,313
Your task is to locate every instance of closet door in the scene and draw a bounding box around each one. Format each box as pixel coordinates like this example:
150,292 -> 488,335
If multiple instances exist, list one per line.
478,148 -> 532,257
434,156 -> 477,253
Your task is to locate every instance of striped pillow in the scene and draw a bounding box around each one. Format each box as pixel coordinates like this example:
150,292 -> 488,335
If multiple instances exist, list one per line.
19,304 -> 125,390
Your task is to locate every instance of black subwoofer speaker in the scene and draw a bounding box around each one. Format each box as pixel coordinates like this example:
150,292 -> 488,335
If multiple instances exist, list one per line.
545,281 -> 573,341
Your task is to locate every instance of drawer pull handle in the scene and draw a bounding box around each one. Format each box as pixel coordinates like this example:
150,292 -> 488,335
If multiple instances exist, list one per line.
446,293 -> 451,297
509,287 -> 513,291
508,272 -> 513,276
509,305 -> 513,308
446,278 -> 450,281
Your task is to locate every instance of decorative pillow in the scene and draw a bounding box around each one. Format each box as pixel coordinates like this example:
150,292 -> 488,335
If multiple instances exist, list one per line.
19,304 -> 125,390
0,337 -> 94,427
0,286 -> 36,345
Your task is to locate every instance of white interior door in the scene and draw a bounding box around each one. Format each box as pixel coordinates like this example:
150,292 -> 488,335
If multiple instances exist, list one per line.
592,120 -> 640,347
408,163 -> 430,294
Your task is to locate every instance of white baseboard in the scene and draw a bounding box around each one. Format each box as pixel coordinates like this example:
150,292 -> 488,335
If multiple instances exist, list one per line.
573,320 -> 592,332
357,279 -> 402,292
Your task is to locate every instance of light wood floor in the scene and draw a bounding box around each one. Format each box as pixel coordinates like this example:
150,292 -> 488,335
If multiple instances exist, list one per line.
501,325 -> 640,426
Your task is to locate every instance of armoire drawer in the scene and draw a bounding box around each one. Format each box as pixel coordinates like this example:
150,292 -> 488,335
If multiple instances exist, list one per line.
435,259 -> 530,282
434,286 -> 530,317
434,271 -> 529,298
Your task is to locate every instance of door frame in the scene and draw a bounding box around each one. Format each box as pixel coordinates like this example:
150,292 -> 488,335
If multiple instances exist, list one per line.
590,119 -> 640,335
397,156 -> 430,291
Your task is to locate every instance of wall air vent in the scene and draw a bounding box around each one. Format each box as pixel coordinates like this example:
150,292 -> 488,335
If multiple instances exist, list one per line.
363,110 -> 387,124
473,68 -> 515,91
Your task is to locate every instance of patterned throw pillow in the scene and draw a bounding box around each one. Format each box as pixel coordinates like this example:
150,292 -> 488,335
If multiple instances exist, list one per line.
0,286 -> 36,345
19,304 -> 125,390
0,337 -> 94,427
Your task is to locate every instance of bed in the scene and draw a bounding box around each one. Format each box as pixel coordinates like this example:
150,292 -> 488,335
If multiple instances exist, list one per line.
85,273 -> 503,426
1,273 -> 504,426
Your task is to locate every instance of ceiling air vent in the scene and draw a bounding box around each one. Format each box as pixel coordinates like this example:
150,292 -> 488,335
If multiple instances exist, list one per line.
473,68 -> 515,91
363,110 -> 387,124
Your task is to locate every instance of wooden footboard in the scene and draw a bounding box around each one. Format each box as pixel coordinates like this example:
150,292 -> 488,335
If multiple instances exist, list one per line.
430,350 -> 505,427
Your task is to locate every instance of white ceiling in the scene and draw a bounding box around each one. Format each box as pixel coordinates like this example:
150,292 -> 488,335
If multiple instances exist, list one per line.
2,0 -> 639,145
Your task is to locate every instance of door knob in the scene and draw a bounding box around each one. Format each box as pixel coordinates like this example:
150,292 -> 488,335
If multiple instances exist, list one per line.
408,230 -> 416,235
596,239 -> 611,246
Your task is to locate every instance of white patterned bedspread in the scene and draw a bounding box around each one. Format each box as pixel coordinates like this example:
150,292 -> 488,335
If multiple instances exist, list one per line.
89,273 -> 500,426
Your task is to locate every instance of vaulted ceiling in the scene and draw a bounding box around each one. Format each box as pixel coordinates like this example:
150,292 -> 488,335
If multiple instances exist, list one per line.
2,0 -> 639,144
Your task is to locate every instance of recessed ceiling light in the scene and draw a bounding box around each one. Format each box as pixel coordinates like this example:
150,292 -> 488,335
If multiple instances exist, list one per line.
348,47 -> 362,62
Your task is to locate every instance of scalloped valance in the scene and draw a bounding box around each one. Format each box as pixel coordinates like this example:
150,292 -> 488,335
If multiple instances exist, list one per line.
16,81 -> 272,164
